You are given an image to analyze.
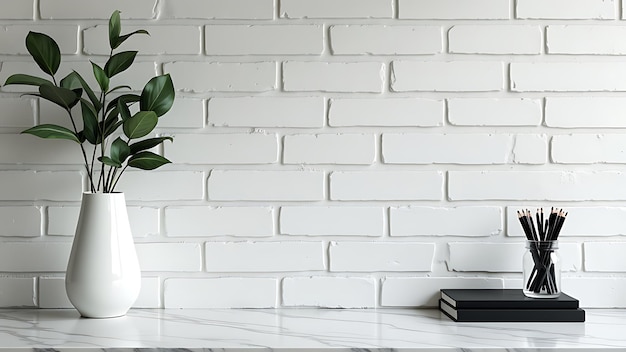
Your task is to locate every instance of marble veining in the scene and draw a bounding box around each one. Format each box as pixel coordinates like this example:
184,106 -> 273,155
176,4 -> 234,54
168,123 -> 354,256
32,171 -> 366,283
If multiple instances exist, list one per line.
0,308 -> 623,351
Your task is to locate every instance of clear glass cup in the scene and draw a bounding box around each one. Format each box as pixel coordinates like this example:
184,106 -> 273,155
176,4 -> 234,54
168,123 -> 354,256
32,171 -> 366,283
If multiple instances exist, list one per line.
523,240 -> 561,298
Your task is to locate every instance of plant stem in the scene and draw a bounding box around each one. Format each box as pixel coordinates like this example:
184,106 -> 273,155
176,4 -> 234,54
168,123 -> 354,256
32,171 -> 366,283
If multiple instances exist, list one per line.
110,164 -> 128,192
67,109 -> 95,192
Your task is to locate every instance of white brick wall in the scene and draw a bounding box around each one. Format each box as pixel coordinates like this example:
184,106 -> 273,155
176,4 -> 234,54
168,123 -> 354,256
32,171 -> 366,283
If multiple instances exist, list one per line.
0,0 -> 625,309
206,25 -> 322,56
391,61 -> 504,92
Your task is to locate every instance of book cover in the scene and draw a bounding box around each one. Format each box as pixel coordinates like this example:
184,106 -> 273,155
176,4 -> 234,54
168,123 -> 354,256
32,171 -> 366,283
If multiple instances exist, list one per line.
440,289 -> 579,309
439,299 -> 586,323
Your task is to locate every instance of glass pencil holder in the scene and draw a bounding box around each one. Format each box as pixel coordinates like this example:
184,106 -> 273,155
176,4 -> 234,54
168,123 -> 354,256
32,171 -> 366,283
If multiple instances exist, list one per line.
523,240 -> 561,298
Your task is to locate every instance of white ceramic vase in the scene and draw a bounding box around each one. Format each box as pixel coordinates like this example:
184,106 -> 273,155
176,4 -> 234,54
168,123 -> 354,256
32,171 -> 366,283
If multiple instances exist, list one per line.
65,192 -> 141,318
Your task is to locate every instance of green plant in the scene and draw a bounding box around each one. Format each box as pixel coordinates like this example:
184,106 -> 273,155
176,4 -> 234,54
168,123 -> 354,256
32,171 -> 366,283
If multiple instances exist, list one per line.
2,10 -> 175,193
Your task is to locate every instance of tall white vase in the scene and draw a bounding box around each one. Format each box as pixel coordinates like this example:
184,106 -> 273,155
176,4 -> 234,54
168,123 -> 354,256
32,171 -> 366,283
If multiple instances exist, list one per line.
65,192 -> 141,318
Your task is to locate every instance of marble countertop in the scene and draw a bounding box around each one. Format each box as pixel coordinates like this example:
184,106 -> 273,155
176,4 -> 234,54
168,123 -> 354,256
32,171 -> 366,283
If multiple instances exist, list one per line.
0,308 -> 624,351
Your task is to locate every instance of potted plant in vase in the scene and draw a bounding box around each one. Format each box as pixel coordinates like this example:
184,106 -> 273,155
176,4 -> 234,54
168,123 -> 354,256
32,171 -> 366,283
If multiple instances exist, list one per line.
2,10 -> 175,318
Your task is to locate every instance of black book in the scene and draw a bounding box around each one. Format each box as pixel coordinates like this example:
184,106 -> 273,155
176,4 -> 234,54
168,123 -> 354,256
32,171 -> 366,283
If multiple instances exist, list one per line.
440,289 -> 579,309
439,299 -> 585,322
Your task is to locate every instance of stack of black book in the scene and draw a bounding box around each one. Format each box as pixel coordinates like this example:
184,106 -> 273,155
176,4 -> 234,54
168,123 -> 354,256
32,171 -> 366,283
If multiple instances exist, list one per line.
439,289 -> 585,322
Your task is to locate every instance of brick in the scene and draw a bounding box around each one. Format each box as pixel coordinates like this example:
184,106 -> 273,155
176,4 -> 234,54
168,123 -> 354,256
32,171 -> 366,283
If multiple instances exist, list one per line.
391,206 -> 502,237
0,134 -> 83,164
0,25 -> 77,55
280,0 -> 391,18
165,62 -> 276,93
585,242 -> 626,272
382,133 -> 513,164
553,243 -> 581,272
512,134 -> 547,164
546,97 -> 626,128
206,25 -> 322,55
39,276 -> 160,308
39,0 -> 157,19
48,206 -> 158,238
135,243 -> 202,272
282,277 -> 375,308
508,206 -> 626,237
280,206 -> 384,236
392,61 -> 503,92
330,25 -> 442,55
517,0 -> 615,19
330,171 -> 443,201
38,277 -> 71,308
165,206 -> 274,237
134,277 -> 161,308
382,277 -> 503,307
0,242 -> 71,272
84,25 -> 201,55
0,0 -> 33,19
398,0 -> 509,19
158,98 -> 204,129
449,25 -> 541,54
561,278 -> 626,308
160,0 -> 273,19
548,25 -> 626,55
448,98 -> 542,126
0,98 -> 35,127
448,242 -> 522,272
329,98 -> 443,127
284,134 -> 375,165
166,133 -> 278,164
205,242 -> 325,272
283,61 -> 384,93
164,278 -> 277,308
329,242 -> 435,272
449,171 -> 626,201
511,63 -> 626,92
208,170 -> 324,201
0,206 -> 40,237
0,278 -> 35,307
552,134 -> 626,164
209,97 -> 324,128
0,171 -> 82,201
451,242 -> 578,273
116,171 -> 204,201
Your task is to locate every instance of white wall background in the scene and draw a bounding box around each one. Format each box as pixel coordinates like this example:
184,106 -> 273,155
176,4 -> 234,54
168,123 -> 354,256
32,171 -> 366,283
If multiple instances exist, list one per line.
0,0 -> 625,309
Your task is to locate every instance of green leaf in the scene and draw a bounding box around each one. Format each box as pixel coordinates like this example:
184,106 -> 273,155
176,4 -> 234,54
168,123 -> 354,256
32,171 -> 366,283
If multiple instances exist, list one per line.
127,151 -> 170,170
129,136 -> 173,154
103,120 -> 123,140
104,51 -> 137,78
39,85 -> 79,110
110,137 -> 130,164
80,99 -> 100,144
140,74 -> 175,117
109,10 -> 121,50
123,111 -> 157,139
22,124 -> 80,143
98,156 -> 122,168
106,93 -> 140,113
60,72 -> 79,90
107,85 -> 131,94
25,31 -> 61,76
4,74 -> 53,87
113,29 -> 149,49
91,62 -> 109,92
62,71 -> 101,111
76,131 -> 86,143
117,99 -> 131,121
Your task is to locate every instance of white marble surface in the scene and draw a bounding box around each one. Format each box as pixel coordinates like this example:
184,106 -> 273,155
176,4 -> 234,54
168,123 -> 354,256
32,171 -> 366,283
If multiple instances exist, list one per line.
0,308 -> 623,351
